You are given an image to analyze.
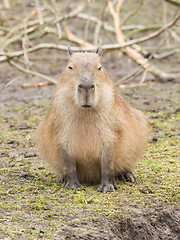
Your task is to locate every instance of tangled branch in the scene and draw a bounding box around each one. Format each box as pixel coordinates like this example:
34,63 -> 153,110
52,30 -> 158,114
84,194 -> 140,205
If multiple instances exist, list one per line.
0,0 -> 179,89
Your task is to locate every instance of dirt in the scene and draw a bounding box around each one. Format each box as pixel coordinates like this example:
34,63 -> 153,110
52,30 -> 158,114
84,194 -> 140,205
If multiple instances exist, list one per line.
0,1 -> 180,239
0,52 -> 180,239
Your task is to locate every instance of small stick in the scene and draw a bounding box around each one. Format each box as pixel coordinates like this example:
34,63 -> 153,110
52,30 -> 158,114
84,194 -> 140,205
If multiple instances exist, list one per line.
21,81 -> 53,88
118,83 -> 146,89
0,4 -> 85,49
22,37 -> 31,65
140,69 -> 148,84
63,24 -> 94,47
115,66 -> 143,85
108,0 -> 149,68
47,5 -> 62,39
0,78 -> 18,92
94,20 -> 102,45
3,0 -> 11,9
121,0 -> 144,26
9,60 -> 57,84
0,12 -> 179,65
107,0 -> 180,80
78,13 -> 145,32
35,0 -> 44,25
169,30 -> 180,43
153,49 -> 180,59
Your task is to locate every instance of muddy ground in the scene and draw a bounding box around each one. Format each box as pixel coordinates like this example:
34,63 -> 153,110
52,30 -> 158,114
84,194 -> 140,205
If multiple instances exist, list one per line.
0,48 -> 179,240
0,0 -> 180,238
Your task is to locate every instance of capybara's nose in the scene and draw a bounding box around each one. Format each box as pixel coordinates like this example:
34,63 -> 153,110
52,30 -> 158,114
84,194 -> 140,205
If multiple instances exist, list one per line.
78,83 -> 95,92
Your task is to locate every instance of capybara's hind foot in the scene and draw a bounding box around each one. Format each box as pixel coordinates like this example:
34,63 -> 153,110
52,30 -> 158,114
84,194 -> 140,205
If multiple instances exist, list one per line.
116,171 -> 136,183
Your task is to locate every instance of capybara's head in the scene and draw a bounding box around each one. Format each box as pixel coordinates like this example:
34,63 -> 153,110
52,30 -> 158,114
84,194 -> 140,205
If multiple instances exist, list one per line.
65,47 -> 111,108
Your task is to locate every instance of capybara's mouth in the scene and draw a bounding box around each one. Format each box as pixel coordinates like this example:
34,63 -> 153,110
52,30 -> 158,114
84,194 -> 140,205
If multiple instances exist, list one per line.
82,104 -> 92,108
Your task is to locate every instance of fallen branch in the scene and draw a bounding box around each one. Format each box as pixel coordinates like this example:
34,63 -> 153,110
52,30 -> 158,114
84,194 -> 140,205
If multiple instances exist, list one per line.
0,4 -> 86,50
1,25 -> 39,50
121,0 -> 144,26
0,9 -> 46,49
107,0 -> 180,80
165,0 -> 180,6
115,66 -> 143,85
63,23 -> 94,47
169,30 -> 180,43
108,0 -> 149,68
118,83 -> 146,89
150,65 -> 180,81
21,81 -> 53,88
125,24 -> 162,40
9,60 -> 57,84
0,77 -> 18,93
0,13 -> 179,63
47,5 -> 62,39
153,49 -> 180,59
35,0 -> 44,25
78,13 -> 146,31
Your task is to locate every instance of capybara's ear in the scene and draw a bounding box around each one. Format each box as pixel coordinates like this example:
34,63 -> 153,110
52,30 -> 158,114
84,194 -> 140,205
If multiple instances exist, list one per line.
68,45 -> 73,56
96,47 -> 102,56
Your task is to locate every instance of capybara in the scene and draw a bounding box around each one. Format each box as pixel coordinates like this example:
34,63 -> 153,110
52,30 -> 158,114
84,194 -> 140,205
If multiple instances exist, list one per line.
36,47 -> 149,193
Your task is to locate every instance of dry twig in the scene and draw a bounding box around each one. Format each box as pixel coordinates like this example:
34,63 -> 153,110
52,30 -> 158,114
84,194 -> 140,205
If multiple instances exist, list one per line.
0,78 -> 18,93
0,1 -> 179,88
0,13 -> 179,63
21,81 -> 53,88
121,0 -> 144,26
9,60 -> 57,84
0,4 -> 86,50
63,24 -> 94,47
107,0 -> 180,81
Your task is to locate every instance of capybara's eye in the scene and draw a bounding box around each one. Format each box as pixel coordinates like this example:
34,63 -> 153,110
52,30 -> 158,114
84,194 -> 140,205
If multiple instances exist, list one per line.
98,66 -> 102,71
68,66 -> 73,70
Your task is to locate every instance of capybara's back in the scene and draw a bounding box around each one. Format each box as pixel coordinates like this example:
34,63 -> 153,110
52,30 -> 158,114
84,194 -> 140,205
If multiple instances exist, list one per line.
36,47 -> 149,193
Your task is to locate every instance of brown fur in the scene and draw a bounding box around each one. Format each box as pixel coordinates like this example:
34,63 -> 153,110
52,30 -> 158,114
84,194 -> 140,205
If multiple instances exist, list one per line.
36,52 -> 149,185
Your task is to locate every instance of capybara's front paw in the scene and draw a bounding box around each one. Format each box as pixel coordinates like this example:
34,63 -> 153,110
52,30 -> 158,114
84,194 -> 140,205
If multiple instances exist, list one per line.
97,182 -> 118,193
62,178 -> 82,190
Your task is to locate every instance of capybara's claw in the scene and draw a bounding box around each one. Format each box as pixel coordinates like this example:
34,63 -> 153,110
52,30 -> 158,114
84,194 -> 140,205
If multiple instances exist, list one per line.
97,182 -> 117,193
125,172 -> 136,182
116,171 -> 136,183
63,180 -> 82,190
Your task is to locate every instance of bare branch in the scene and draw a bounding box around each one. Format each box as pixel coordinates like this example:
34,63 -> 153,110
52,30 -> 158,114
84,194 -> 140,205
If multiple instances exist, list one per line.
78,13 -> 145,31
118,83 -> 146,89
94,20 -> 102,45
153,49 -> 180,59
0,4 -> 86,50
63,24 -> 94,47
9,60 -> 57,84
22,38 -> 31,65
47,5 -> 62,39
140,69 -> 148,84
115,66 -> 143,85
35,0 -> 44,25
165,0 -> 180,6
108,0 -> 150,69
121,0 -> 144,26
3,0 -> 11,9
21,81 -> 53,88
0,13 -> 178,63
150,65 -> 180,81
0,78 -> 18,93
169,30 -> 180,43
